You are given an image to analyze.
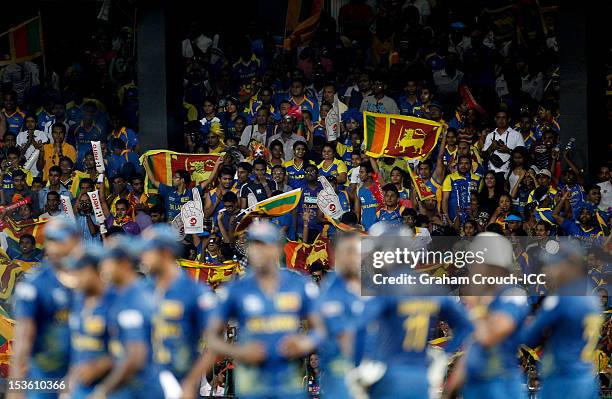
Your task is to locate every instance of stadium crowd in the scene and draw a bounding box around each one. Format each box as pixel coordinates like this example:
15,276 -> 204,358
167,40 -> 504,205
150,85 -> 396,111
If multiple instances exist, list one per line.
2,0 -> 612,398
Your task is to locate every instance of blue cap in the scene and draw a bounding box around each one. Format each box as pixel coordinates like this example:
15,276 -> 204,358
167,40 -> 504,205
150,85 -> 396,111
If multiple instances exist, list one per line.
504,214 -> 522,222
539,239 -> 585,264
246,220 -> 281,244
138,225 -> 181,254
102,236 -> 140,262
67,242 -> 105,270
45,218 -> 79,242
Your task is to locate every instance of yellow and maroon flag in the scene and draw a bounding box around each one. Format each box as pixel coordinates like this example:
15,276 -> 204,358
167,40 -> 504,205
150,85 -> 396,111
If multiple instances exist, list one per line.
284,236 -> 333,274
178,259 -> 239,288
140,150 -> 220,194
363,111 -> 443,160
406,164 -> 435,201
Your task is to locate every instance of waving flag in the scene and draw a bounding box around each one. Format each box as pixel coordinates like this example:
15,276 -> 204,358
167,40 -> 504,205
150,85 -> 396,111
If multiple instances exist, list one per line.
284,236 -> 333,274
406,164 -> 435,200
178,259 -> 239,288
235,189 -> 302,235
363,112 -> 442,159
140,150 -> 220,193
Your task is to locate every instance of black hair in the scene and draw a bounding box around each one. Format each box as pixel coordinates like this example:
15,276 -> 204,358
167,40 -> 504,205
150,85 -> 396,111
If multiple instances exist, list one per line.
271,164 -> 286,173
485,223 -> 504,234
149,204 -> 165,215
51,123 -> 66,133
175,169 -> 192,185
382,183 -> 399,195
12,169 -> 26,179
19,234 -> 36,246
253,158 -> 267,169
6,146 -> 20,157
49,165 -> 62,175
46,190 -> 60,200
401,208 -> 418,218
220,166 -> 235,177
339,211 -> 358,225
222,191 -> 238,203
116,198 -> 130,208
238,161 -> 253,173
111,138 -> 126,150
269,139 -> 284,150
293,140 -> 307,150
79,178 -> 94,187
130,173 -> 144,182
360,162 -> 373,174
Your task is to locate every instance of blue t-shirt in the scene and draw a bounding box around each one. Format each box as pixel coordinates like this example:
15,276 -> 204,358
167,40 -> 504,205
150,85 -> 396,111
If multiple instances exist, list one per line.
521,281 -> 602,380
465,287 -> 529,382
297,184 -> 323,236
317,274 -> 363,389
375,205 -> 405,227
150,270 -> 216,379
15,262 -> 72,377
69,289 -> 116,386
107,280 -> 163,395
358,295 -> 472,365
213,270 -> 318,397
158,183 -> 193,220
358,185 -> 378,231
73,124 -> 105,168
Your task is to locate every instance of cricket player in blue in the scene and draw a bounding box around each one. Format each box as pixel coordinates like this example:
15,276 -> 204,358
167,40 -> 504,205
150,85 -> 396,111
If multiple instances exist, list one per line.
138,225 -> 217,392
91,237 -> 166,399
452,233 -> 530,399
11,219 -> 79,399
521,239 -> 602,399
356,295 -> 472,399
65,244 -> 115,399
316,232 -> 364,398
186,221 -> 325,399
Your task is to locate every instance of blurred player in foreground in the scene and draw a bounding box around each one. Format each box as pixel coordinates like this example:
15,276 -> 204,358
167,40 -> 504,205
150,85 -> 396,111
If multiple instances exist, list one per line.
352,225 -> 473,399
138,225 -> 216,395
186,221 -> 324,399
65,243 -> 114,398
90,237 -> 166,399
10,219 -> 79,399
521,239 -> 602,399
448,232 -> 529,399
316,231 -> 364,398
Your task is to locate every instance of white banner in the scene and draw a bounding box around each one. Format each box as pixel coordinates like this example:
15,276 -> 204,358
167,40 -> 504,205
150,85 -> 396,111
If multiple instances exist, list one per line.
180,187 -> 204,234
91,141 -> 105,173
87,190 -> 107,235
325,95 -> 346,141
316,176 -> 345,220
60,195 -> 76,222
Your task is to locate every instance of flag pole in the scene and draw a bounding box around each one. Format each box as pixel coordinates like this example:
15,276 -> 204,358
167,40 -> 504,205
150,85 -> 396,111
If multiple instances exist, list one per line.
38,11 -> 47,82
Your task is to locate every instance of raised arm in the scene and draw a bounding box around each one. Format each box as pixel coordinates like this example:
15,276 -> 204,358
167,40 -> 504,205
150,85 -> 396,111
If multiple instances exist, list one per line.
433,130 -> 448,183
142,160 -> 160,188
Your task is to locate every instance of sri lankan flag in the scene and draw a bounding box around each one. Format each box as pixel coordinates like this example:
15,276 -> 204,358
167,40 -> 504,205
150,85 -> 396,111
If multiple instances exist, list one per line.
283,0 -> 323,49
363,112 -> 442,160
0,16 -> 43,66
406,164 -> 435,200
178,259 -> 239,288
284,236 -> 333,275
140,150 -> 220,194
0,248 -> 38,301
235,189 -> 302,235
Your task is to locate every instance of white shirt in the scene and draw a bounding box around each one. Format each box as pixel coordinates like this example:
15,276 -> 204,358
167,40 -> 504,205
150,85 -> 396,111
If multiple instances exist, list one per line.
240,125 -> 268,148
598,181 -> 612,211
17,130 -> 48,158
483,127 -> 525,173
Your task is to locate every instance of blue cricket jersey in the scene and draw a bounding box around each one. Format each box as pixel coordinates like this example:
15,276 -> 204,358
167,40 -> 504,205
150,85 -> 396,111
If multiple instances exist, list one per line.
317,274 -> 363,398
521,281 -> 602,381
150,270 -> 216,380
15,262 -> 72,378
69,289 -> 116,395
465,287 -> 529,383
358,185 -> 378,231
107,280 -> 163,399
214,269 -> 319,398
